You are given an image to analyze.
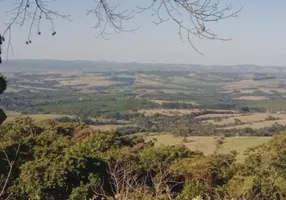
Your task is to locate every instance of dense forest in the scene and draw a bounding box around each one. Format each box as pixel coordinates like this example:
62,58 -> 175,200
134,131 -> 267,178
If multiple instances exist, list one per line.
1,118 -> 286,200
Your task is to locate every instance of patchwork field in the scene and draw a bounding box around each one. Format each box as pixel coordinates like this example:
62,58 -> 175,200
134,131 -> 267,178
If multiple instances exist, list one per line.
224,80 -> 257,90
259,87 -> 286,94
57,73 -> 113,88
4,66 -> 286,162
135,74 -> 164,87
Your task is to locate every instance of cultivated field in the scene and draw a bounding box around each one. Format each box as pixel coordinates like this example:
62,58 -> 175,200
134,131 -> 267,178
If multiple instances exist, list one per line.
137,109 -> 200,116
239,89 -> 256,94
150,99 -> 198,105
233,96 -> 269,100
4,66 -> 286,160
221,119 -> 286,129
57,73 -> 113,88
206,113 -> 286,126
196,113 -> 242,119
90,125 -> 119,131
5,113 -> 69,122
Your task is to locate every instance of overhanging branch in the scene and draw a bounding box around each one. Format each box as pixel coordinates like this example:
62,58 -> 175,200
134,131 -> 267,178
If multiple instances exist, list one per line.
0,0 -> 242,57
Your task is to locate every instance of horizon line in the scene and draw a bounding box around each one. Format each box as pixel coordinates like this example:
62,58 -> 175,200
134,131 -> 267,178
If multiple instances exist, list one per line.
3,59 -> 286,68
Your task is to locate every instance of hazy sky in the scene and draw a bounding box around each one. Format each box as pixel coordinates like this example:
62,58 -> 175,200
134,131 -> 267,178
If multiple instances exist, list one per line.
1,0 -> 286,66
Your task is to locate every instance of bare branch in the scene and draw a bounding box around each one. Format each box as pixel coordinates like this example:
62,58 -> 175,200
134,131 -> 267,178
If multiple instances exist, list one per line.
0,143 -> 21,198
1,0 -> 70,45
87,0 -> 138,40
0,0 -> 242,57
137,0 -> 243,55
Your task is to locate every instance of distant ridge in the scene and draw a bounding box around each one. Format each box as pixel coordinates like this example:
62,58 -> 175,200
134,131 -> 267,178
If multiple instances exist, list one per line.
0,59 -> 285,73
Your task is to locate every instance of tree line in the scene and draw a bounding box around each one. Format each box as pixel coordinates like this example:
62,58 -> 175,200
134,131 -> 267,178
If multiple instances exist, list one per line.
1,118 -> 286,199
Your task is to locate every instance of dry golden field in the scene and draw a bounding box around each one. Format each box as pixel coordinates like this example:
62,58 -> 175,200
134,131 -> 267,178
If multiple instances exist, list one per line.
150,99 -> 198,105
90,125 -> 119,131
144,134 -> 217,155
207,113 -> 286,126
239,89 -> 256,94
144,134 -> 271,162
232,96 -> 269,100
196,113 -> 241,119
137,109 -> 200,116
5,112 -> 69,122
221,119 -> 286,129
57,73 -> 113,88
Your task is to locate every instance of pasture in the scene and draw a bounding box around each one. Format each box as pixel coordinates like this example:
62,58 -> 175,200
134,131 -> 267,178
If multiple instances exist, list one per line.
137,109 -> 200,116
4,67 -> 286,161
144,134 -> 271,162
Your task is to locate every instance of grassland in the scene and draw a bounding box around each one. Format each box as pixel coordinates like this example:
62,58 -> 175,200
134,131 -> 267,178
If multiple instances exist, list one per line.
206,113 -> 286,125
217,136 -> 271,162
221,119 -> 286,129
144,134 -> 217,155
90,125 -> 119,131
196,113 -> 242,119
239,99 -> 286,112
150,99 -> 198,105
233,96 -> 269,100
137,109 -> 200,116
57,73 -> 113,88
6,112 -> 68,122
239,89 -> 256,94
4,68 -> 286,159
144,134 -> 271,162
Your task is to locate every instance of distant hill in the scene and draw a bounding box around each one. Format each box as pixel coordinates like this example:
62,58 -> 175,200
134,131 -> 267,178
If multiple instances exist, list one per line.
0,59 -> 285,73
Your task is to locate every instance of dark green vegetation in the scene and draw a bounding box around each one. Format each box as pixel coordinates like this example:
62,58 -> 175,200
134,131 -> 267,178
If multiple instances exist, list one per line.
0,73 -> 7,94
4,66 -> 286,136
2,61 -> 286,199
1,118 -> 286,199
4,68 -> 286,117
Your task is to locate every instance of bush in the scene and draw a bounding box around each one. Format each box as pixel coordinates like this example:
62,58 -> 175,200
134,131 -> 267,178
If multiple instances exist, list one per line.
214,117 -> 223,122
265,115 -> 279,121
182,137 -> 188,143
239,106 -> 250,112
216,138 -> 224,146
0,74 -> 7,94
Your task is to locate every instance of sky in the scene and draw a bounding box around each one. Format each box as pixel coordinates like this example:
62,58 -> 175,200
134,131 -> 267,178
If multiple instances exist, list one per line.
0,0 -> 286,66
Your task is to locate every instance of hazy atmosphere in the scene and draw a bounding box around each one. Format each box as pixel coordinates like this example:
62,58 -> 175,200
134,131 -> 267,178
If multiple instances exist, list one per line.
0,0 -> 286,65
1,1 -> 286,200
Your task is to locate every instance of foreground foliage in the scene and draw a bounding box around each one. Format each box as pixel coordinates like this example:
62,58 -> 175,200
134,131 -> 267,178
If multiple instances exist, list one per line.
1,118 -> 286,200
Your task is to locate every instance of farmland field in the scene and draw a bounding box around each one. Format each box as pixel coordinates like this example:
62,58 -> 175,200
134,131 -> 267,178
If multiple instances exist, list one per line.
5,112 -> 68,122
221,119 -> 286,129
206,113 -> 286,126
144,134 -> 271,162
137,109 -> 200,116
3,61 -> 286,158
